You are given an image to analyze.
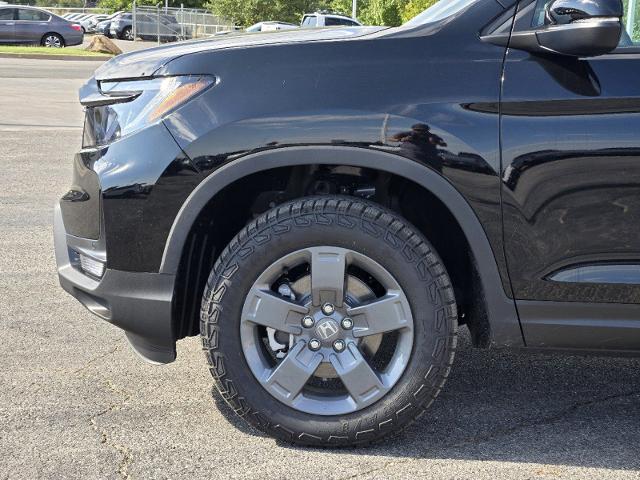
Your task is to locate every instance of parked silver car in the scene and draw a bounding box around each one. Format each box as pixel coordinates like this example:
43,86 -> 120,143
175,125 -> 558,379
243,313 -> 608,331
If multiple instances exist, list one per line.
0,5 -> 84,47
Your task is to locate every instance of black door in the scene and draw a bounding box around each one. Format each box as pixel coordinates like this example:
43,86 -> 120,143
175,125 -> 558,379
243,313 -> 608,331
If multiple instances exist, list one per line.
501,0 -> 640,349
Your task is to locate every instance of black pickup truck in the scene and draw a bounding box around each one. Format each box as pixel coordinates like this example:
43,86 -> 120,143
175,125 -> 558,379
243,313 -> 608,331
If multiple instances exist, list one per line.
55,0 -> 640,446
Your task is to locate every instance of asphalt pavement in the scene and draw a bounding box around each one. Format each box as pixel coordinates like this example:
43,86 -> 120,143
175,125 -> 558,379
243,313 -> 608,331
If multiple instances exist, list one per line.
1,56 -> 639,480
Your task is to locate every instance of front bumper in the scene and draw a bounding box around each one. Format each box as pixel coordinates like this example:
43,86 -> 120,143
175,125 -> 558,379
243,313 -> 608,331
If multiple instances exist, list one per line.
54,203 -> 177,364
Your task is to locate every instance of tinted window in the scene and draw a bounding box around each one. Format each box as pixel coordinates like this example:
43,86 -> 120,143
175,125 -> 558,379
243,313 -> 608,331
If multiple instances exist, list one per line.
17,9 -> 50,21
301,15 -> 317,27
0,8 -> 15,20
324,17 -> 356,26
121,13 -> 132,19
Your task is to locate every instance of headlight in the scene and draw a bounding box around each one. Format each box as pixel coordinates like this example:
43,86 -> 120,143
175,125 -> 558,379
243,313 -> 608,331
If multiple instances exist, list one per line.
82,75 -> 214,148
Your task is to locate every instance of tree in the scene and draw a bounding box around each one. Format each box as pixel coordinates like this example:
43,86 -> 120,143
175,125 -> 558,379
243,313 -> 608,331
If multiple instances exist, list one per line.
35,0 -> 86,7
329,0 -> 361,18
99,0 -> 203,12
361,0 -> 406,26
400,0 -> 438,23
202,0 -> 431,28
622,0 -> 640,42
206,0 -> 333,25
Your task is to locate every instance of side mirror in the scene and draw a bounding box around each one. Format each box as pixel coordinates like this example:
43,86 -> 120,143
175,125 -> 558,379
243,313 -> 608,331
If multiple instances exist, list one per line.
483,0 -> 623,57
536,0 -> 623,56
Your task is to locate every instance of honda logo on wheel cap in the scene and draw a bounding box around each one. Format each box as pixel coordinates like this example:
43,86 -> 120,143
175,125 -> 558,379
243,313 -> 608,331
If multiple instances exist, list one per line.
315,319 -> 339,340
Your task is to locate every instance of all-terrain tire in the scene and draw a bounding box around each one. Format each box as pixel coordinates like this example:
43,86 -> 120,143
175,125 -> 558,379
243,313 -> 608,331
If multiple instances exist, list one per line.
200,196 -> 458,447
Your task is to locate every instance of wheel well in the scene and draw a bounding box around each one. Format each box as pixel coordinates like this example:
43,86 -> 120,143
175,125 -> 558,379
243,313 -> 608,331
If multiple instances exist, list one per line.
173,165 -> 491,347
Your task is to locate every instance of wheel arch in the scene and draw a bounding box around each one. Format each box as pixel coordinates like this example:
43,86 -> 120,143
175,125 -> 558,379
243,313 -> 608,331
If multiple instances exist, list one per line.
161,146 -> 523,347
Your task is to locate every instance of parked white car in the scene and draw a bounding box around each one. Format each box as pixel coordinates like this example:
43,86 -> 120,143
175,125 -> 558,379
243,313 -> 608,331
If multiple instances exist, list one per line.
301,11 -> 362,27
246,21 -> 298,32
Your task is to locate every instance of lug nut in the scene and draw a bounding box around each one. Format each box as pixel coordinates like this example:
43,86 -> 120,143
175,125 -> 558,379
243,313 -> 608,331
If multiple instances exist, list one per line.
321,303 -> 335,315
332,339 -> 346,353
341,317 -> 353,330
308,339 -> 322,351
301,316 -> 315,328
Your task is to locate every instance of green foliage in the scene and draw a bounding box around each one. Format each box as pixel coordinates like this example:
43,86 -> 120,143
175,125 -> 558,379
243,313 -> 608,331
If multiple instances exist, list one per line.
206,0 -> 332,25
329,0 -> 359,17
622,0 -> 640,42
205,0 -> 422,27
98,0 -> 203,13
34,0 -> 86,7
400,0 -> 438,23
360,0 -> 406,26
87,0 -> 442,27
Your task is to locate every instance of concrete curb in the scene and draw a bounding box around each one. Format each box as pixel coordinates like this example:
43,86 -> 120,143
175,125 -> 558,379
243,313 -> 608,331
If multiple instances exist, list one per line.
0,52 -> 111,61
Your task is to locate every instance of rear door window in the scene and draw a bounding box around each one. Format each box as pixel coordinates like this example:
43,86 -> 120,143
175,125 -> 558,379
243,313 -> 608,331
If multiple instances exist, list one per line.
17,9 -> 50,21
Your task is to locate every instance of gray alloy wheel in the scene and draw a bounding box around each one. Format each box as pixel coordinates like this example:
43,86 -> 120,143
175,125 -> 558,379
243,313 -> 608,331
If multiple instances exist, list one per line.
42,34 -> 63,48
123,27 -> 134,41
240,246 -> 414,415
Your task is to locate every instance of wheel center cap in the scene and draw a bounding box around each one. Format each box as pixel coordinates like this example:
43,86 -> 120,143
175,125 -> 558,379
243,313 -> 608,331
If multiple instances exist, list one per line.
315,318 -> 340,341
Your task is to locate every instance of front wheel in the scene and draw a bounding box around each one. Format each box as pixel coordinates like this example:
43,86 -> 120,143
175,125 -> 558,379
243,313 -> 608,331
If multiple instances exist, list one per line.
201,197 -> 457,446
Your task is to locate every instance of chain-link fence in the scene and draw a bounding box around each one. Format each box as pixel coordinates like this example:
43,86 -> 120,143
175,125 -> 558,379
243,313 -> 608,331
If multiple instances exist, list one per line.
18,6 -> 107,16
132,3 -> 236,43
8,1 -> 236,42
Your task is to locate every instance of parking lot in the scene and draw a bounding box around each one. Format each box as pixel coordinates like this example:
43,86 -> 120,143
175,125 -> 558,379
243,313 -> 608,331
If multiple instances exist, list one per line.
1,56 -> 639,480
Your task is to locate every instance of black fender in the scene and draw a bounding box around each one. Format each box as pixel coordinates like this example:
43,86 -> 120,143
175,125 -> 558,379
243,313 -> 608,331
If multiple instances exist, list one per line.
160,145 -> 523,347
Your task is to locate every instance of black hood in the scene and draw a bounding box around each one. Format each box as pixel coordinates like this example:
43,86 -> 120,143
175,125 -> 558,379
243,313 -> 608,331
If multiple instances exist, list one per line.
94,26 -> 388,80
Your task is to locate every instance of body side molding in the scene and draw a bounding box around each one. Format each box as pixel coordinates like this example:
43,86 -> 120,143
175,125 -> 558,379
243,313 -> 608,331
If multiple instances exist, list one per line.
519,300 -> 640,352
160,145 -> 523,347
